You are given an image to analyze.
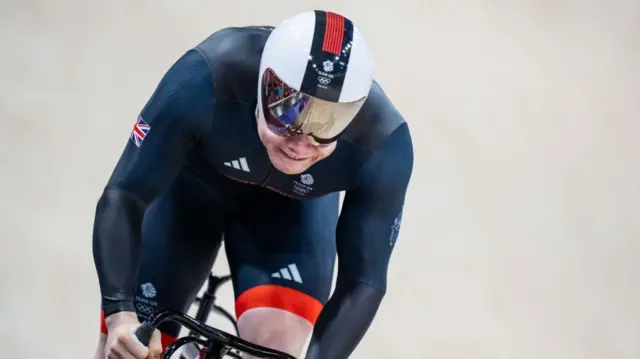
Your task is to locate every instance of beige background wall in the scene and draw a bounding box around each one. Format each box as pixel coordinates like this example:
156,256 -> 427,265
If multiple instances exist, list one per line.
1,1 -> 639,358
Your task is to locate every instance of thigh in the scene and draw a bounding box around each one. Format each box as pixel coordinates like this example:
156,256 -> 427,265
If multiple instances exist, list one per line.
225,190 -> 340,326
134,170 -> 229,336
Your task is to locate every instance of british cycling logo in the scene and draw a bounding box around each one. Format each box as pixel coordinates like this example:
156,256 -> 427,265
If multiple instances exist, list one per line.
389,209 -> 403,247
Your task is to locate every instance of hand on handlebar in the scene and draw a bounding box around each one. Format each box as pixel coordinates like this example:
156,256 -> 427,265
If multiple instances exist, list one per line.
132,309 -> 298,359
104,312 -> 163,359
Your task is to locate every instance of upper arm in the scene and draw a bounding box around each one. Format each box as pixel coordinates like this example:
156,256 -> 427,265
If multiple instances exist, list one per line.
335,123 -> 414,290
106,50 -> 215,204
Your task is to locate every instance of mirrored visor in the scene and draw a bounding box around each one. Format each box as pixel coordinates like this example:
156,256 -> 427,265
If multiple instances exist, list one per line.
261,68 -> 365,144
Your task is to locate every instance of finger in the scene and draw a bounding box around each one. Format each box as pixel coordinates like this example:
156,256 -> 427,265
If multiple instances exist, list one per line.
119,329 -> 149,359
107,345 -> 127,359
106,337 -> 128,359
123,343 -> 149,359
112,339 -> 142,359
147,329 -> 163,359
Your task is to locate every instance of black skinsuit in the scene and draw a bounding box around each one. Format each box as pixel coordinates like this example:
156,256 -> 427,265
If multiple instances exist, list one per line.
93,24 -> 414,359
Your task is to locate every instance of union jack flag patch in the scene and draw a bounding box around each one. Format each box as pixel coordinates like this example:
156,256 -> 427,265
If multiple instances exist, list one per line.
130,115 -> 151,147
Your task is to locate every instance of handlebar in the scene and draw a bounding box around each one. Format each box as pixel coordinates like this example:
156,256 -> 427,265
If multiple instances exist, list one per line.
133,309 -> 296,359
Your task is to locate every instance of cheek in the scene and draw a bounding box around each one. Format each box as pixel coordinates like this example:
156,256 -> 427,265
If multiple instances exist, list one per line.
317,144 -> 337,158
258,124 -> 285,149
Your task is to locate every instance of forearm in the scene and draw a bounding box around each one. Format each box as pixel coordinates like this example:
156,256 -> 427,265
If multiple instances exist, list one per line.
305,279 -> 385,359
92,188 -> 147,316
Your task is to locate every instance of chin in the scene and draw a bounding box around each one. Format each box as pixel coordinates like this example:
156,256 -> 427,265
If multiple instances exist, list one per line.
272,159 -> 313,175
268,152 -> 315,175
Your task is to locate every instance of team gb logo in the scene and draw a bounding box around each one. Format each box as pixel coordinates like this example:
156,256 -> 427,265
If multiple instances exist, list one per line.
322,60 -> 334,73
300,173 -> 314,185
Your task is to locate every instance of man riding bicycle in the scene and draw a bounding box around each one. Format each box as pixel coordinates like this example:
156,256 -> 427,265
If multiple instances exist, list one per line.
92,9 -> 414,359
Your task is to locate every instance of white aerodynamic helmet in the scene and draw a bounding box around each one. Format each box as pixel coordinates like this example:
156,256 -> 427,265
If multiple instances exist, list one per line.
257,10 -> 374,145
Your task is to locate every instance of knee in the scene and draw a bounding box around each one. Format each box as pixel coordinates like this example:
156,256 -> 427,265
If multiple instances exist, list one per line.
237,307 -> 313,357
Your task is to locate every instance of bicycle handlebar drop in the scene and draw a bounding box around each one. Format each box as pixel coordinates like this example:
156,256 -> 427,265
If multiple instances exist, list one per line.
133,309 -> 296,359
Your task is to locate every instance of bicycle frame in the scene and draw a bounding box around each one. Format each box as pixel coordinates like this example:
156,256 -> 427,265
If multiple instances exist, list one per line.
135,309 -> 296,359
181,273 -> 240,359
190,273 -> 238,336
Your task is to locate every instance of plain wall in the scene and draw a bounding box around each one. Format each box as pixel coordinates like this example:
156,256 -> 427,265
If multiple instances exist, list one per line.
1,1 -> 639,358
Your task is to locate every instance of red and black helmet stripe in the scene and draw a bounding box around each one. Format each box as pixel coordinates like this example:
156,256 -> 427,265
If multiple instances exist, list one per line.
322,12 -> 345,55
300,10 -> 354,102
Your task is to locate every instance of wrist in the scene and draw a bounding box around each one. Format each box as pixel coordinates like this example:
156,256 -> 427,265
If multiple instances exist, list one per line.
102,297 -> 137,317
105,311 -> 139,329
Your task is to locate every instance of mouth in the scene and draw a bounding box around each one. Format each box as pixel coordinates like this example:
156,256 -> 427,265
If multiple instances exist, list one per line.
278,147 -> 309,162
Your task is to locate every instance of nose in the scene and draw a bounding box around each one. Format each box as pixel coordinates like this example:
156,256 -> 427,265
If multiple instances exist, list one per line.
285,135 -> 314,152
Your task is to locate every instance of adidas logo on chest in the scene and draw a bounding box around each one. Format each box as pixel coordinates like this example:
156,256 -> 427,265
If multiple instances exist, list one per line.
223,157 -> 250,172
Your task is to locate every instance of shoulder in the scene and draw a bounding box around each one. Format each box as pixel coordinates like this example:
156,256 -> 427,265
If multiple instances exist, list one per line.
341,80 -> 411,154
356,122 -> 414,189
191,26 -> 273,102
342,80 -> 414,167
138,49 -> 215,132
342,81 -> 414,190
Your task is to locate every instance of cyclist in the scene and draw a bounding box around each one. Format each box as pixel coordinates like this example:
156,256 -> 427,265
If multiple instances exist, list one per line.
93,9 -> 414,359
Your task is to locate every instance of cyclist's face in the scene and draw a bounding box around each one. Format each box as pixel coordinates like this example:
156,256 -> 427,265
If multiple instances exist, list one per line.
256,109 -> 337,175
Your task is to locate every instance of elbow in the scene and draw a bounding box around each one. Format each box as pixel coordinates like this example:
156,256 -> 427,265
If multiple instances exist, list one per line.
92,188 -> 148,246
337,276 -> 387,305
95,188 -> 147,216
